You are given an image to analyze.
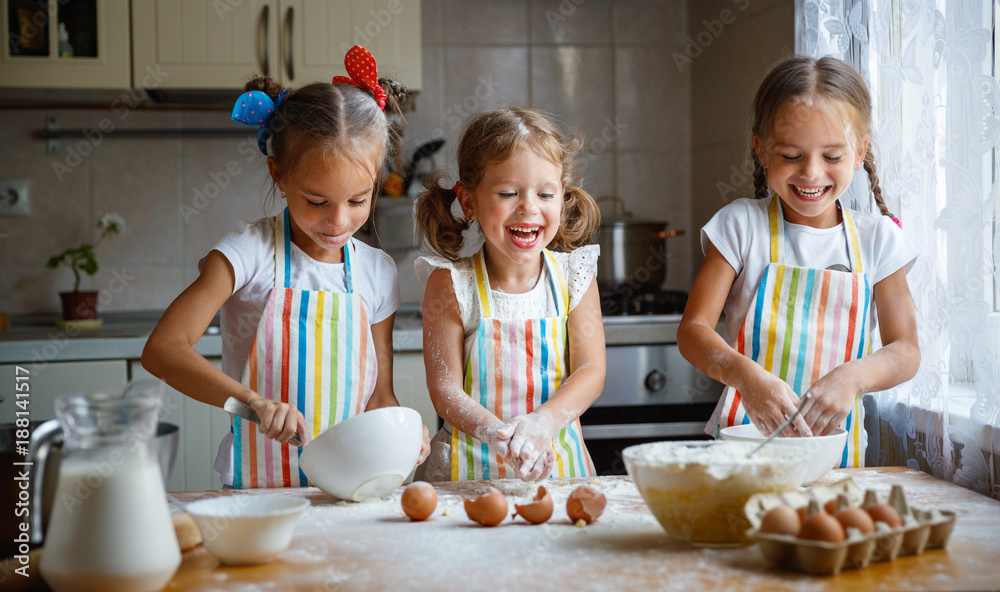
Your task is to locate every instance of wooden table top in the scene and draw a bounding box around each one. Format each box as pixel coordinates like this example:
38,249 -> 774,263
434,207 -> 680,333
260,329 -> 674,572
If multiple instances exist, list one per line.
11,467 -> 999,591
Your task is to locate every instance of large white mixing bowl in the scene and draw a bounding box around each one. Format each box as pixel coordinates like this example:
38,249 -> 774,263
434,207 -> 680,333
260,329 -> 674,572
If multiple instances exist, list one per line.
719,424 -> 848,485
299,406 -> 423,501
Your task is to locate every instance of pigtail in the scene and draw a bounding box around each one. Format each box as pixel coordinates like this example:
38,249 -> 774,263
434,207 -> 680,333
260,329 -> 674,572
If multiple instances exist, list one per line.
244,75 -> 283,99
751,149 -> 770,200
416,172 -> 470,261
378,77 -> 411,115
862,148 -> 893,218
551,185 -> 601,251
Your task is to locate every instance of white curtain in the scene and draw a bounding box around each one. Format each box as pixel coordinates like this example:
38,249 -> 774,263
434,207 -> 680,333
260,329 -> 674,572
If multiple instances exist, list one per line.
797,0 -> 999,499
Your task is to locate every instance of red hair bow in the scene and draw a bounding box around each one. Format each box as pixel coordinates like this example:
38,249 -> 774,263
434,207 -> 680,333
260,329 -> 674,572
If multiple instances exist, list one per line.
332,45 -> 387,110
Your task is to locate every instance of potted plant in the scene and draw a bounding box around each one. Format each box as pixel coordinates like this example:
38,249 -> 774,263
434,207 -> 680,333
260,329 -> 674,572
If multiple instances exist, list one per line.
47,213 -> 126,321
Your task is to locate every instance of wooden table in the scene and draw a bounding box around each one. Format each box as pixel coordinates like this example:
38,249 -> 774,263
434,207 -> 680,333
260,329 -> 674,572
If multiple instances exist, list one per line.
11,467 -> 995,591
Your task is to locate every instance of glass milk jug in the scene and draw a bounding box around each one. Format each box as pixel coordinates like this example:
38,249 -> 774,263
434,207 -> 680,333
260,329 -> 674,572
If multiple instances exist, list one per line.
39,388 -> 180,592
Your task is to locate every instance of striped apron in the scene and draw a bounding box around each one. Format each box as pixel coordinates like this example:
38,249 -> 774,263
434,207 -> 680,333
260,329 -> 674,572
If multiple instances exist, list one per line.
233,208 -> 377,488
713,196 -> 872,467
443,248 -> 595,481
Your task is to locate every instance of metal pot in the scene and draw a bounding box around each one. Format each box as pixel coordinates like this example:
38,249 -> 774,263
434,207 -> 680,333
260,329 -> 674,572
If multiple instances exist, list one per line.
594,196 -> 684,292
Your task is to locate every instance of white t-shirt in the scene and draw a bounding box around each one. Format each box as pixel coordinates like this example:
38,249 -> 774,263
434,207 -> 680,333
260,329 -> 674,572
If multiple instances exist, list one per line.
414,245 -> 600,337
203,216 -> 400,486
204,217 -> 400,383
701,197 -> 918,346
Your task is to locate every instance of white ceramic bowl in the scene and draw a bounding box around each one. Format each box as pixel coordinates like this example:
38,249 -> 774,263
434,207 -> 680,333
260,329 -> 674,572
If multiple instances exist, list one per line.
185,495 -> 309,565
623,440 -> 809,547
299,406 -> 423,501
719,424 -> 848,486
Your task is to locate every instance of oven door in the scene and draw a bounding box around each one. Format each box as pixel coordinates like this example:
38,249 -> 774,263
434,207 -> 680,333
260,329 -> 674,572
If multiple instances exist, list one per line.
580,344 -> 724,475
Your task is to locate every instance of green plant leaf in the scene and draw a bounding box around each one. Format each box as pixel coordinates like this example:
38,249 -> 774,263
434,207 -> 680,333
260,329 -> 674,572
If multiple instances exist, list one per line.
81,258 -> 98,275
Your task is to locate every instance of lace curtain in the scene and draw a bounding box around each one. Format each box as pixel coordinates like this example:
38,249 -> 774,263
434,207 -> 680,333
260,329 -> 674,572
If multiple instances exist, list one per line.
797,0 -> 999,499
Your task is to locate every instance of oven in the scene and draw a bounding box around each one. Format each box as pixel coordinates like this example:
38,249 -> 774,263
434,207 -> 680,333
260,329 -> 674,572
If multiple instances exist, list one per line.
581,293 -> 725,475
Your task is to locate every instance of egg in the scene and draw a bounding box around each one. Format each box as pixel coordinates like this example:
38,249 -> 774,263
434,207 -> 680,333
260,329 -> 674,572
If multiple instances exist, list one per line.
823,498 -> 838,514
464,486 -> 508,526
566,485 -> 607,524
401,482 -> 438,521
835,507 -> 875,535
799,512 -> 846,543
865,503 -> 903,528
514,486 -> 553,524
759,505 -> 801,536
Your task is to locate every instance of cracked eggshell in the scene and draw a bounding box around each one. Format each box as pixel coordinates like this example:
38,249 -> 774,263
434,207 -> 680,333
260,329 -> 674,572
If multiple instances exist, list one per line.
464,486 -> 508,526
566,485 -> 607,524
401,482 -> 438,521
514,486 -> 553,524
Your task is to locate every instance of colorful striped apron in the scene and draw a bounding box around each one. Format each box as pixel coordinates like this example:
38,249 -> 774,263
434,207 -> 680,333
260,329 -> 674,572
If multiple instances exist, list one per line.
233,208 -> 377,488
713,196 -> 872,468
444,248 -> 595,480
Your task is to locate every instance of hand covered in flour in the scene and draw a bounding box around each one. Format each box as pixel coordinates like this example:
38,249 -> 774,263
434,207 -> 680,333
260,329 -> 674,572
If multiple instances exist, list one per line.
249,397 -> 312,446
473,420 -> 513,459
416,425 -> 431,466
499,411 -> 558,481
799,366 -> 860,436
735,370 -> 812,438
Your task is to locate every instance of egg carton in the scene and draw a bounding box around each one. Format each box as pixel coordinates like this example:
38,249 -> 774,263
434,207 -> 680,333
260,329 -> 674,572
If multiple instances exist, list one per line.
743,478 -> 957,576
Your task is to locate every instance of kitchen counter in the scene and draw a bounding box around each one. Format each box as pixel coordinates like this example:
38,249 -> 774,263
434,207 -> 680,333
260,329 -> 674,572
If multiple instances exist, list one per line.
152,467 -> 1000,591
0,309 -> 682,364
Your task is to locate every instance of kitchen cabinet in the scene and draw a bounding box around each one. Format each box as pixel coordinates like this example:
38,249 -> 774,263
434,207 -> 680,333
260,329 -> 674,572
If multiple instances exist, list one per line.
392,350 -> 438,436
0,0 -> 131,88
129,360 -> 231,493
131,0 -> 421,91
0,360 -> 127,423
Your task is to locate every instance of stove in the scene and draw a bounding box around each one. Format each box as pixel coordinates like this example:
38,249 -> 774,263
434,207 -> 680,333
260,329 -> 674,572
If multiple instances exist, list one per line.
585,288 -> 723,475
599,288 -> 689,317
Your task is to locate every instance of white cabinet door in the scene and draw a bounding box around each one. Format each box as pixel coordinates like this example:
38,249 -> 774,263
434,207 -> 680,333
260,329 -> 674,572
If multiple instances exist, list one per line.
129,360 -> 231,493
131,0 -> 277,89
131,0 -> 420,91
0,361 -> 127,423
0,0 -> 130,88
282,0 -> 421,90
392,351 -> 437,436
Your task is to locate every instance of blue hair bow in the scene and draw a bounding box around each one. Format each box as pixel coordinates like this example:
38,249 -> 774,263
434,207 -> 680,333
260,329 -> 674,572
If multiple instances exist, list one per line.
231,88 -> 288,155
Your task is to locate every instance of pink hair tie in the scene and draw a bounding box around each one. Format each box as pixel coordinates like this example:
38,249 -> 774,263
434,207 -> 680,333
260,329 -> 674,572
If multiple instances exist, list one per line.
452,182 -> 461,193
891,217 -> 902,229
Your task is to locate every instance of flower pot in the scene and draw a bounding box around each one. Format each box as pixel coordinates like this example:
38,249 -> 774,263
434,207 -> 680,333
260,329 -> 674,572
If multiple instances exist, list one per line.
59,291 -> 98,320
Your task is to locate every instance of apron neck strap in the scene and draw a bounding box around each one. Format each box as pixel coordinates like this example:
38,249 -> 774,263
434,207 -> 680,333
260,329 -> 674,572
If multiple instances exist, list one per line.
768,195 -> 864,273
473,248 -> 567,318
274,207 -> 354,291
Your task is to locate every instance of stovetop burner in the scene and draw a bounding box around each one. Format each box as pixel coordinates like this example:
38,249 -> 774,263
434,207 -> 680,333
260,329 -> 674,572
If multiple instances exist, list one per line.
600,289 -> 688,317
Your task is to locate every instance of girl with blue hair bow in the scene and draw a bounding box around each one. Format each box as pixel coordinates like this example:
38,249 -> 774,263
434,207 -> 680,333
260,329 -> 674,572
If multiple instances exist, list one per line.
144,46 -> 429,489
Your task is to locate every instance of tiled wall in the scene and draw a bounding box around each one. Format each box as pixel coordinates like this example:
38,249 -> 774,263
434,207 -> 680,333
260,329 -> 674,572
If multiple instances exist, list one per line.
0,0 -> 791,314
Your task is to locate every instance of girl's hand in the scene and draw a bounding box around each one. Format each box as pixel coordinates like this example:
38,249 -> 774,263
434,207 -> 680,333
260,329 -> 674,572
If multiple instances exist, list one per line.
249,398 -> 312,446
799,368 -> 859,436
735,370 -> 812,438
417,425 -> 431,465
499,411 -> 558,481
473,420 -> 513,459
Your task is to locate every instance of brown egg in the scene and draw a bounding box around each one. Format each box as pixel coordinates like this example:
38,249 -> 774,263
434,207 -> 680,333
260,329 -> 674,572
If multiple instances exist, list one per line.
799,512 -> 846,543
566,485 -> 607,524
865,504 -> 903,528
464,486 -> 508,526
401,482 -> 438,521
835,507 -> 876,535
823,498 -> 838,514
759,505 -> 801,536
796,505 -> 808,522
514,486 -> 553,524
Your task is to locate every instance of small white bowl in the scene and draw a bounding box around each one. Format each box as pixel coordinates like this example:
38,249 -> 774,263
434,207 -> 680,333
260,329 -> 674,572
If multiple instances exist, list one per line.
719,424 -> 848,485
184,495 -> 309,565
299,406 -> 422,501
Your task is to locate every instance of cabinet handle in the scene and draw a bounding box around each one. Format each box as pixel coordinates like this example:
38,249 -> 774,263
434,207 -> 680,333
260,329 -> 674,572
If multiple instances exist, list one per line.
284,6 -> 295,81
260,5 -> 270,77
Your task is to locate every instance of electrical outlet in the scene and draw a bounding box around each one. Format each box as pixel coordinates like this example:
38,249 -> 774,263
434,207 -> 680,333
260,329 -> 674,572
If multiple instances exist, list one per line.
0,179 -> 30,216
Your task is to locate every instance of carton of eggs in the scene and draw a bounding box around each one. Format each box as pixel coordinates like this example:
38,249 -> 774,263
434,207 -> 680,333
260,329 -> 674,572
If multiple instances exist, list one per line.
744,478 -> 956,576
